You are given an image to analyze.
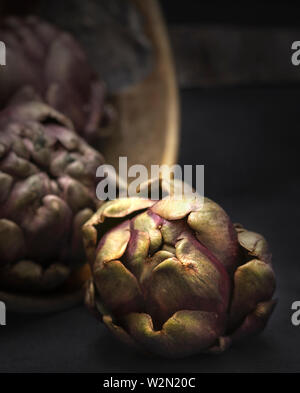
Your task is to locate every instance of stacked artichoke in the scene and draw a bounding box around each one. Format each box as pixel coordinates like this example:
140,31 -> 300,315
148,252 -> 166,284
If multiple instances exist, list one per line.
0,100 -> 104,291
0,15 -> 111,141
83,196 -> 276,358
0,15 -> 108,294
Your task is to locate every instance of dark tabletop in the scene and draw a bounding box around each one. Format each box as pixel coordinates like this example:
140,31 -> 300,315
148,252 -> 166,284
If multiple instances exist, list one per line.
0,87 -> 299,373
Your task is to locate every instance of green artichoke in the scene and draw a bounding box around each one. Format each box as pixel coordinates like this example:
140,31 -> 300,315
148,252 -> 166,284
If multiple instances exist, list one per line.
0,15 -> 111,141
83,196 -> 276,358
0,100 -> 104,292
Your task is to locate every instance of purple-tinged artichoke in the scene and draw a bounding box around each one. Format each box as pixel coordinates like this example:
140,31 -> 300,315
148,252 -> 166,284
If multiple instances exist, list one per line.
83,196 -> 276,358
0,100 -> 104,292
0,15 -> 111,141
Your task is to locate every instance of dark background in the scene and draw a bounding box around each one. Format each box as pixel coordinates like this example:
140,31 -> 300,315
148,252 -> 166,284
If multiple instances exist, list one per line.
161,0 -> 300,26
1,1 -> 300,373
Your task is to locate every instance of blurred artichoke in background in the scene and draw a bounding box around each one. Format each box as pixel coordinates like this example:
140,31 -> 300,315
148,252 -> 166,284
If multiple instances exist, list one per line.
84,196 -> 276,358
0,100 -> 104,292
0,15 -> 112,141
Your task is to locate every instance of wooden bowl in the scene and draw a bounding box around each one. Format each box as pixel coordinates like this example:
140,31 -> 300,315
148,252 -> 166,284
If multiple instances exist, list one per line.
0,0 -> 179,313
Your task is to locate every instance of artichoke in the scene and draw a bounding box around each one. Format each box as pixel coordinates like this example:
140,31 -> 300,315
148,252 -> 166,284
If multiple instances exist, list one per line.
0,100 -> 104,292
83,196 -> 276,358
0,15 -> 110,141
